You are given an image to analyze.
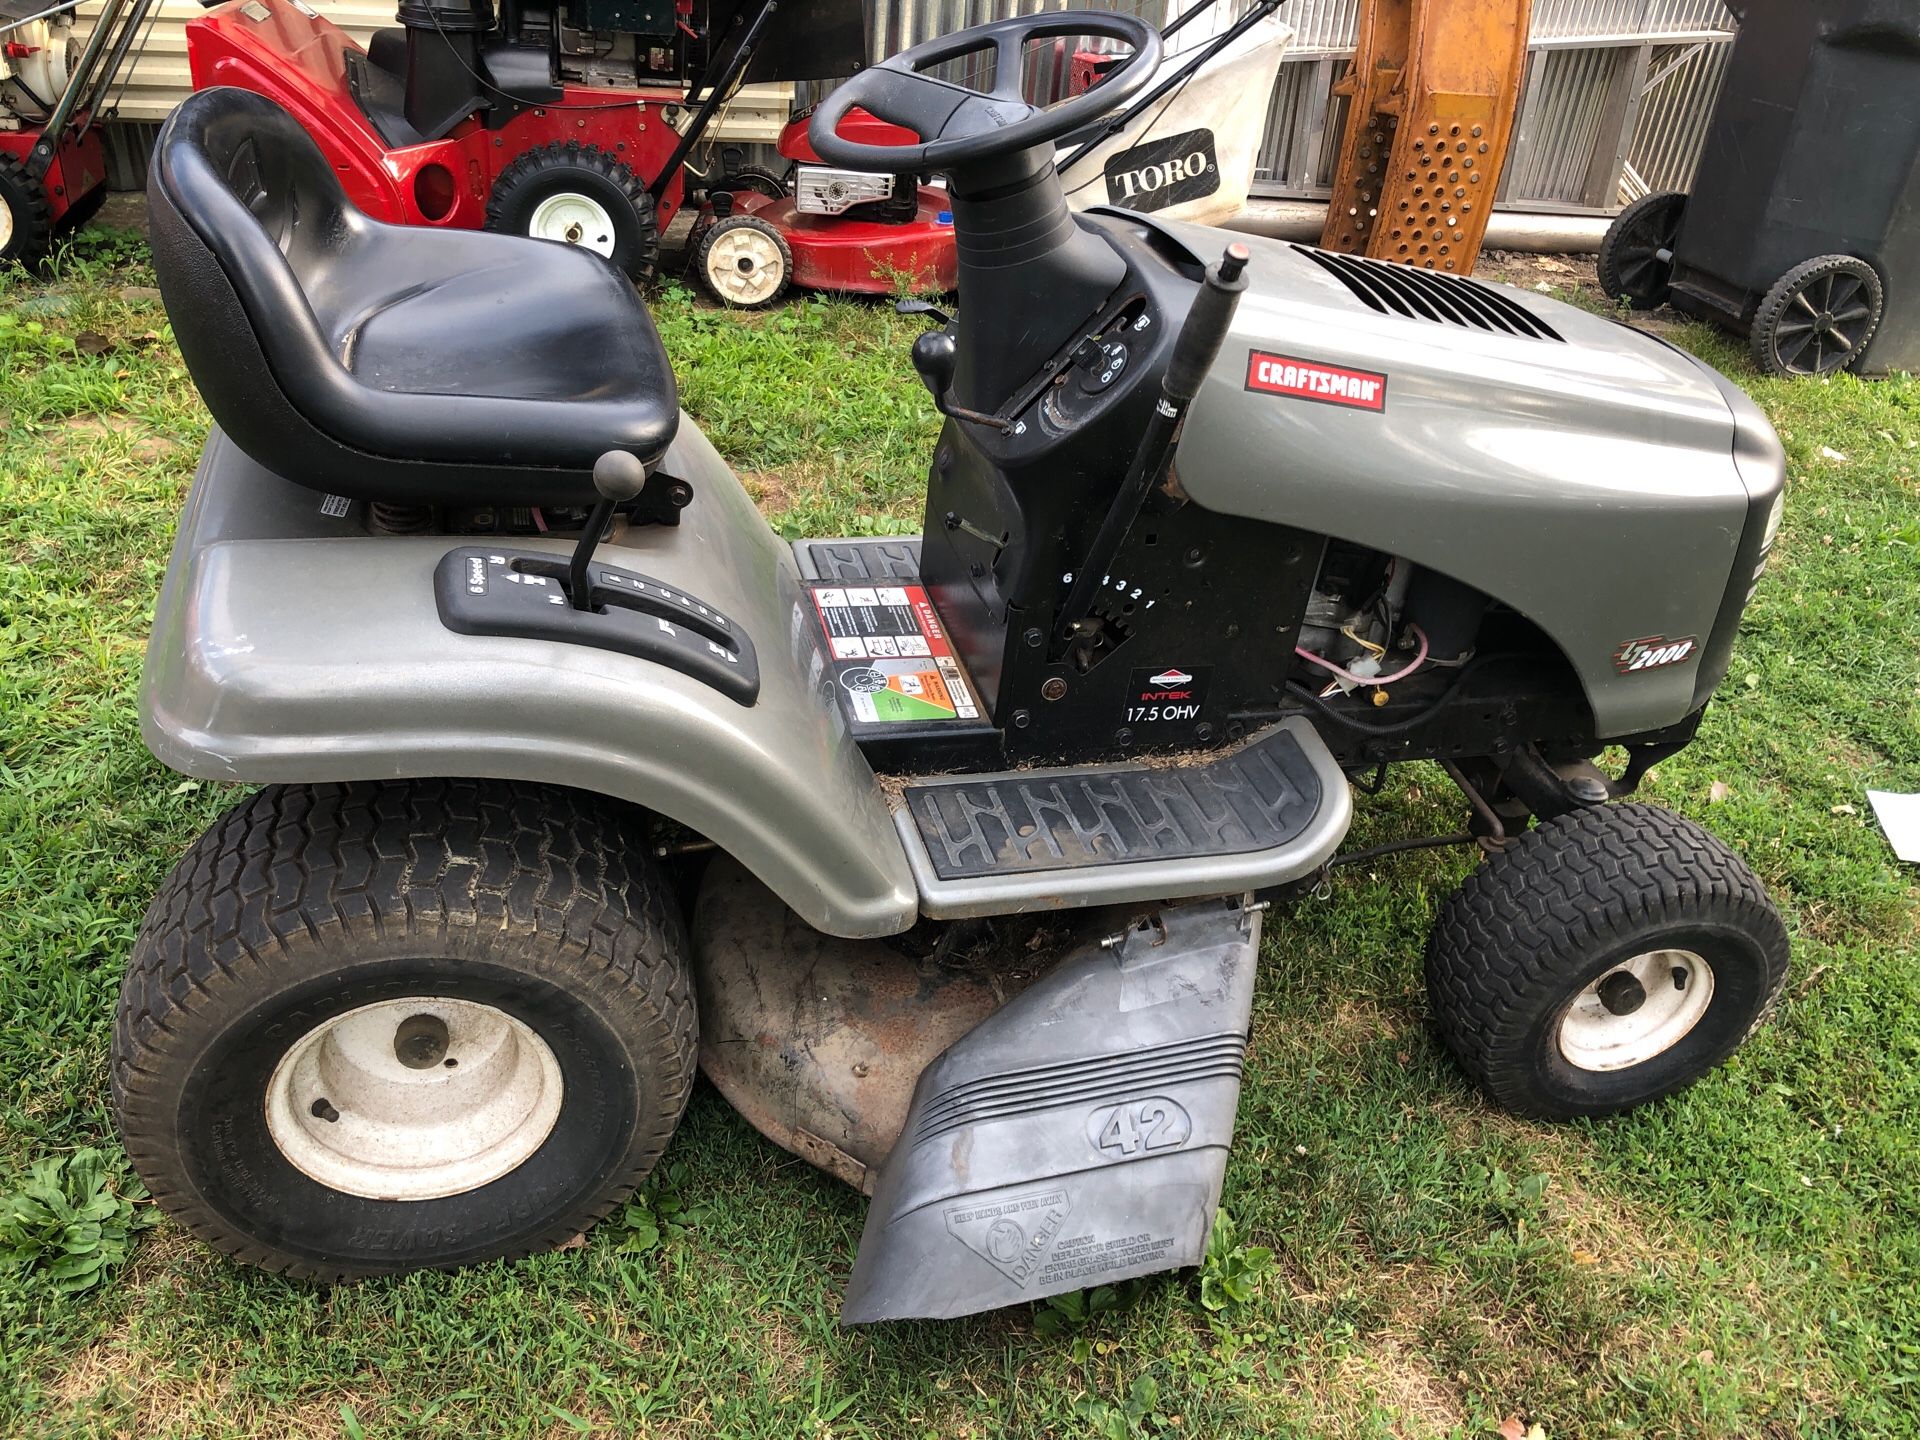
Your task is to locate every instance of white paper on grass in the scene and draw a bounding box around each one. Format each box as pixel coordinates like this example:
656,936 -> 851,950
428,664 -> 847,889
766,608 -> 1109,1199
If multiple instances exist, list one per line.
1866,790 -> 1920,864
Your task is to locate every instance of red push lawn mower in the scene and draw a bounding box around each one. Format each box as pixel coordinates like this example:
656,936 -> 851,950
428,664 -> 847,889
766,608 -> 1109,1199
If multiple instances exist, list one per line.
687,0 -> 1291,307
1,0 -> 158,266
180,0 -> 862,280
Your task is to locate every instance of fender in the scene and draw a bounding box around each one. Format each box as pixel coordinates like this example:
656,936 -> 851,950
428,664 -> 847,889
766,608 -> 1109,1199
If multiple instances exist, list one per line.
141,423 -> 920,939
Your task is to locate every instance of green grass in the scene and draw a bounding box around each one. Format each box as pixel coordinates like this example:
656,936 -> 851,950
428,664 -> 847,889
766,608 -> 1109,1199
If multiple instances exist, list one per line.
2,226 -> 1918,1439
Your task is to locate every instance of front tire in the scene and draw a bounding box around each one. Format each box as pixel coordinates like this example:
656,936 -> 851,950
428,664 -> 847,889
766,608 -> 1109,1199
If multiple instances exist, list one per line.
1425,802 -> 1788,1119
113,779 -> 695,1279
695,214 -> 792,308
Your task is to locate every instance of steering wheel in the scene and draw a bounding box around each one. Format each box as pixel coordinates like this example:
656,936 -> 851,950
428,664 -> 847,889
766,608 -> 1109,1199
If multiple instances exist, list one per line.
809,12 -> 1163,174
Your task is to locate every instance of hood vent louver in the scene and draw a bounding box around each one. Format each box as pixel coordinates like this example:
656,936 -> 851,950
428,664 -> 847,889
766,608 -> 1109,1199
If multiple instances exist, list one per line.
1293,246 -> 1564,343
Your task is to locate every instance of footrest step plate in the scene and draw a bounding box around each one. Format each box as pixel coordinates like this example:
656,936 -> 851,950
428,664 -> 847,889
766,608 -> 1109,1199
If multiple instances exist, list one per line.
897,716 -> 1351,918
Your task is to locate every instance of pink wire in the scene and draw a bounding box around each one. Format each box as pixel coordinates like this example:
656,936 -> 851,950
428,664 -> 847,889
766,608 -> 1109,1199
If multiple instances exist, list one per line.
1296,624 -> 1430,686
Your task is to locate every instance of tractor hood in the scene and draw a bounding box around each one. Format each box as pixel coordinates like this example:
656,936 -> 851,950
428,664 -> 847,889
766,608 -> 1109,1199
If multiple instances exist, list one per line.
1149,219 -> 1783,739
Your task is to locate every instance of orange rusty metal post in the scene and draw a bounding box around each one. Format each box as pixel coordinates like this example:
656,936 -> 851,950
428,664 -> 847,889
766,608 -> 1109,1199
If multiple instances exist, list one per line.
1319,0 -> 1532,274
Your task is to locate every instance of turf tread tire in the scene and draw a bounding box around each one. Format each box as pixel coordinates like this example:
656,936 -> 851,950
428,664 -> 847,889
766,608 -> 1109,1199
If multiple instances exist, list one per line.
1425,802 -> 1788,1119
112,778 -> 695,1279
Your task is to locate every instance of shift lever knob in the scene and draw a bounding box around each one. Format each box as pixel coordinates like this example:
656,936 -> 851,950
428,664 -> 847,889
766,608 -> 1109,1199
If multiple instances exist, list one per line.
593,450 -> 647,503
571,452 -> 646,610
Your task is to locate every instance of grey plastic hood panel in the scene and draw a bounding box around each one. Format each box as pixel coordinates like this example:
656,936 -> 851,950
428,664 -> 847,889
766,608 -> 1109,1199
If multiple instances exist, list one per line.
1157,221 -> 1783,738
842,896 -> 1260,1323
141,424 -> 919,939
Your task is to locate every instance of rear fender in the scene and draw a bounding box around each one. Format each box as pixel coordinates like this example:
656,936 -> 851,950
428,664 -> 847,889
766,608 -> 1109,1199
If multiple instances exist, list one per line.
141,422 -> 920,939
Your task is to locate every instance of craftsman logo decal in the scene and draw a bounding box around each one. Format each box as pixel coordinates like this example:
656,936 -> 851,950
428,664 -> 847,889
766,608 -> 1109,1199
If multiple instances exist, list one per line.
1245,351 -> 1388,412
1105,128 -> 1220,213
1126,665 -> 1211,727
1613,634 -> 1698,674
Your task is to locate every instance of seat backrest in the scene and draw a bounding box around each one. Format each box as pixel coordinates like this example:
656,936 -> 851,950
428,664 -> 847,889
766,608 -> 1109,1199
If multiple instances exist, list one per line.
148,88 -> 374,486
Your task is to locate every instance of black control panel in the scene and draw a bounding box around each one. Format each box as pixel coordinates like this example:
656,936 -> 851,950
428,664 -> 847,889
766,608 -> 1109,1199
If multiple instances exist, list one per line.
434,547 -> 759,705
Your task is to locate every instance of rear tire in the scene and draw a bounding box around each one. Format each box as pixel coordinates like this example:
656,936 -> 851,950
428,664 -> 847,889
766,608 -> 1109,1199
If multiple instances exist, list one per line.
1425,802 -> 1788,1119
0,152 -> 53,268
695,213 -> 792,308
708,164 -> 789,202
113,779 -> 695,1279
1597,190 -> 1685,311
486,143 -> 661,283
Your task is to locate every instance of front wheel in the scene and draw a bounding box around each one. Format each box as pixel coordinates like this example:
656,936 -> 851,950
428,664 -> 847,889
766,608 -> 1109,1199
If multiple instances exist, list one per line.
113,779 -> 695,1279
695,214 -> 792,308
1425,802 -> 1788,1119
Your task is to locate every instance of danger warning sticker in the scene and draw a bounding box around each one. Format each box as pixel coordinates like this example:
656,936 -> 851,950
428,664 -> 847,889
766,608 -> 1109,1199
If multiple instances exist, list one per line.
1245,351 -> 1388,412
811,584 -> 983,727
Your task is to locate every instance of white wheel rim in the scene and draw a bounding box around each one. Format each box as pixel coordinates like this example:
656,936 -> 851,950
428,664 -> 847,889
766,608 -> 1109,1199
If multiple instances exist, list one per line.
265,997 -> 564,1201
706,226 -> 784,305
1557,949 -> 1715,1072
0,192 -> 14,252
528,192 -> 617,257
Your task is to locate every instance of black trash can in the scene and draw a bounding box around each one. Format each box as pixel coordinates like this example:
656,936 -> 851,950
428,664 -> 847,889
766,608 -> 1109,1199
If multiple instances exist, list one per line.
1599,0 -> 1920,377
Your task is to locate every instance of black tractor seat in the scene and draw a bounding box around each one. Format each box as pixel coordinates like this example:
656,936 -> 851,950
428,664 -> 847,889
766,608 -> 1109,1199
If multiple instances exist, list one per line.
148,87 -> 679,508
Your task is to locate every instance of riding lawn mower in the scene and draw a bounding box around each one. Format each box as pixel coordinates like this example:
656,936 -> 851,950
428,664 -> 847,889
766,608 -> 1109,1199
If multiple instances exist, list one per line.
119,11 -> 1789,1323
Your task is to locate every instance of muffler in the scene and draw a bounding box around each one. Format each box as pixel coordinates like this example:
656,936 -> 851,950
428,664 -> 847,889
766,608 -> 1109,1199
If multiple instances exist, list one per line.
693,859 -> 1261,1322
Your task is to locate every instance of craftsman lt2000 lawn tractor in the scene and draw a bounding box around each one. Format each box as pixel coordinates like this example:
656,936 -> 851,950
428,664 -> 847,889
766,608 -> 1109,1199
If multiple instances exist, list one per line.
120,11 -> 1790,1323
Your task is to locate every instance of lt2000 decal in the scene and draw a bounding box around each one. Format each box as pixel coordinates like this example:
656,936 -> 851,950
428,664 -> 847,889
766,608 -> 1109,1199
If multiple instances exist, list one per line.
1613,634 -> 1697,674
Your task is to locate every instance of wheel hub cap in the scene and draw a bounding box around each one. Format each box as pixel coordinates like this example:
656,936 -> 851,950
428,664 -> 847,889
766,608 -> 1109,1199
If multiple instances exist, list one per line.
1557,949 -> 1714,1072
528,192 -> 617,258
265,997 -> 564,1201
706,226 -> 784,304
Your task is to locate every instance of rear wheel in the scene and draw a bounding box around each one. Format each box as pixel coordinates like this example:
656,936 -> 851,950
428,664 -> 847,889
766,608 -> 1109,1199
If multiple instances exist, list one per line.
486,143 -> 661,283
1750,254 -> 1883,378
0,152 -> 53,268
708,164 -> 789,202
696,213 -> 792,308
1426,802 -> 1788,1119
113,779 -> 695,1278
1597,190 -> 1685,310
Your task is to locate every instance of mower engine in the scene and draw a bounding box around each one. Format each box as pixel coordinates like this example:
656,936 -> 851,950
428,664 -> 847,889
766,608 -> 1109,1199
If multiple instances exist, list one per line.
793,165 -> 893,216
0,8 -> 79,123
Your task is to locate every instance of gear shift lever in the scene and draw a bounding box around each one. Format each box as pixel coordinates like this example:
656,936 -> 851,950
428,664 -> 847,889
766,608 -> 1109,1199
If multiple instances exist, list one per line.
571,451 -> 647,610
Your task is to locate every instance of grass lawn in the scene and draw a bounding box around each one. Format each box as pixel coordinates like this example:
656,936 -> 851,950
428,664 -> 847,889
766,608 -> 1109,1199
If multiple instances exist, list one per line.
2,225 -> 1918,1440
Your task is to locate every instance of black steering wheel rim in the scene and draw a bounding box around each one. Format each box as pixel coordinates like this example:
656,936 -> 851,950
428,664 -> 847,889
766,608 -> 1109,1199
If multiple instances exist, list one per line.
808,11 -> 1163,173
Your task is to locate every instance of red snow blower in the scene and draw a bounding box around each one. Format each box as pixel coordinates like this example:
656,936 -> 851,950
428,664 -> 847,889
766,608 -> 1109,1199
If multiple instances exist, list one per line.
2,0 -> 159,266
179,0 -> 863,280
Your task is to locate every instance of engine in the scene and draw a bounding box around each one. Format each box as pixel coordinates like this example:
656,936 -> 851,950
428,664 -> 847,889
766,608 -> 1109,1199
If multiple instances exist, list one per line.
0,9 -> 79,124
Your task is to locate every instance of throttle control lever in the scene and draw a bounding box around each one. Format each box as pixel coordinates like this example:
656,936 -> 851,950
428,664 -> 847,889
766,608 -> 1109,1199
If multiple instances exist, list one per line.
1052,241 -> 1251,655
